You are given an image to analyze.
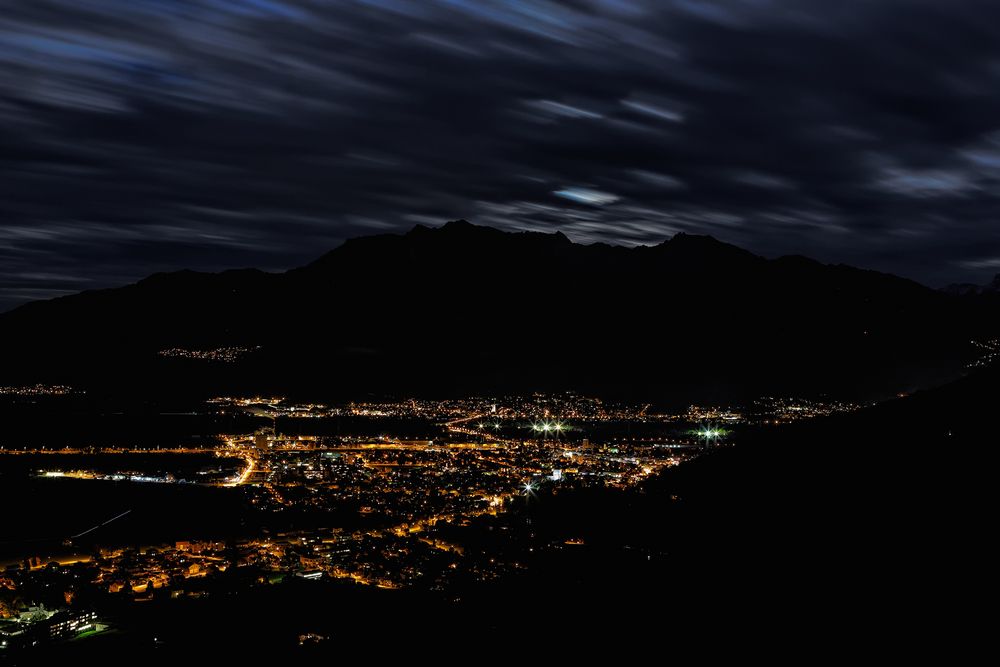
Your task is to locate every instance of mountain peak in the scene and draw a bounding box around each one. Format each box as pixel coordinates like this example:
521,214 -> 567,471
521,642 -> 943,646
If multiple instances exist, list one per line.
656,231 -> 761,265
441,218 -> 476,231
408,219 -> 478,235
403,220 -> 575,251
411,219 -> 572,243
943,272 -> 1000,296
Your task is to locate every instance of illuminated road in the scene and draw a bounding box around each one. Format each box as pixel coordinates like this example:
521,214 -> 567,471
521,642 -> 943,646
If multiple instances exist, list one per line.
442,414 -> 485,428
227,455 -> 256,486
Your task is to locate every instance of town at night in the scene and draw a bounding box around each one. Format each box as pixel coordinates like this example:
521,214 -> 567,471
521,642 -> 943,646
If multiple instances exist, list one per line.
1,0 -> 997,661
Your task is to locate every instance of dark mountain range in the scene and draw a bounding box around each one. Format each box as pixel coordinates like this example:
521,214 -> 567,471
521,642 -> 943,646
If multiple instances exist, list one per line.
1,220 -> 995,405
944,273 -> 1000,297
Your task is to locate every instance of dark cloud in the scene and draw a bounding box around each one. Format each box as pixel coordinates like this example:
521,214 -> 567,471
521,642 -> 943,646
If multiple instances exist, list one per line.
3,0 -> 1000,309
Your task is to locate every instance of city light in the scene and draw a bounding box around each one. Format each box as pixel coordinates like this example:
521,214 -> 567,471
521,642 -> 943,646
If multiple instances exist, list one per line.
531,420 -> 567,436
0,390 -> 766,634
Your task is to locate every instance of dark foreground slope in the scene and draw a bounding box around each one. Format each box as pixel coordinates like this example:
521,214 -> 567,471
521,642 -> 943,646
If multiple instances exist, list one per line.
1,221 -> 993,404
515,361 -> 996,643
455,362 -> 994,651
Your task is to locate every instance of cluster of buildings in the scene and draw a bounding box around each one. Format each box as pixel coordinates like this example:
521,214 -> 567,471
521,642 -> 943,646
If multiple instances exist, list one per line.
90,541 -> 230,598
230,429 -> 686,514
208,395 -> 329,418
0,384 -> 75,397
39,466 -> 237,486
968,338 -> 1000,369
209,392 -> 653,422
157,346 -> 260,362
209,391 -> 866,428
686,396 -> 863,425
2,523 -> 512,622
207,426 -> 692,587
0,392 -> 728,652
0,604 -> 100,651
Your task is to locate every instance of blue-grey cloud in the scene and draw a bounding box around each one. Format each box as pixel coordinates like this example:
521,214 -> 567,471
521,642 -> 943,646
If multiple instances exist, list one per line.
3,0 -> 1000,309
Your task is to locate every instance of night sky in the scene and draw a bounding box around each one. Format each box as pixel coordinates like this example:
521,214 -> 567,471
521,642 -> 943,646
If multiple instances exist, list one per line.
3,0 -> 1000,311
